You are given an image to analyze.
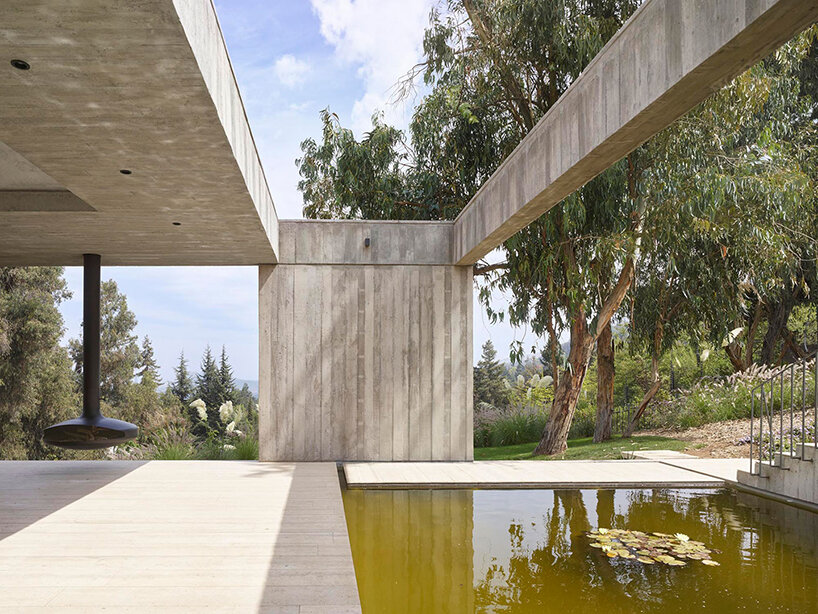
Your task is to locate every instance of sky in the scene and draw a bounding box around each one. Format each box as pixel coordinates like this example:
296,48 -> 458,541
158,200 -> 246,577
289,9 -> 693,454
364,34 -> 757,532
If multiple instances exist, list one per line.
59,0 -> 532,383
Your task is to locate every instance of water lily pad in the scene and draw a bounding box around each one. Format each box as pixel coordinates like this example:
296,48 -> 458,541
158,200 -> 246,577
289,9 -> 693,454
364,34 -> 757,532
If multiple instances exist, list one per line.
701,559 -> 720,566
586,528 -> 719,568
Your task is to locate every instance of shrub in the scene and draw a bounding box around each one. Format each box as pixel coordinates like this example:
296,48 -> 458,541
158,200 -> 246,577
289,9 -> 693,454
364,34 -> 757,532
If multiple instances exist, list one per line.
153,441 -> 195,460
229,435 -> 259,460
567,400 -> 596,439
195,437 -> 230,460
648,362 -> 816,430
474,404 -> 547,447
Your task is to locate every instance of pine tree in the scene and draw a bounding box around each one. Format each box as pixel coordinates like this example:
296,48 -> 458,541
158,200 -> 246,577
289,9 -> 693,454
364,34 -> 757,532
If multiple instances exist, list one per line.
195,346 -> 220,410
138,336 -> 161,387
216,346 -> 237,404
473,340 -> 509,408
171,351 -> 194,404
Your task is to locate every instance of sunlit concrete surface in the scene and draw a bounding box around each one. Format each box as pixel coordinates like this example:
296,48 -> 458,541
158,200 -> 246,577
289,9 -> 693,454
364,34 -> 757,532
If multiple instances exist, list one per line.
343,459 -> 748,489
0,461 -> 360,613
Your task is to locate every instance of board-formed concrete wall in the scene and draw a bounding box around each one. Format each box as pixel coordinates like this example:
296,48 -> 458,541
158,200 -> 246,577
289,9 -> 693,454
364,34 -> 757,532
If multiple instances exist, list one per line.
259,221 -> 473,462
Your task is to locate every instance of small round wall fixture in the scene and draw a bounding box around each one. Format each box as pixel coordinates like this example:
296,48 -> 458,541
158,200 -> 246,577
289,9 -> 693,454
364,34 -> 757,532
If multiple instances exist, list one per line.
10,59 -> 30,70
119,169 -> 132,175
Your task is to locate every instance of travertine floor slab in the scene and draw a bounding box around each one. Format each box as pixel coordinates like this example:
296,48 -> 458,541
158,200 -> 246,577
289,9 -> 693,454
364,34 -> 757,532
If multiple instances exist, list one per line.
0,461 -> 361,613
343,460 -> 730,489
658,457 -> 750,482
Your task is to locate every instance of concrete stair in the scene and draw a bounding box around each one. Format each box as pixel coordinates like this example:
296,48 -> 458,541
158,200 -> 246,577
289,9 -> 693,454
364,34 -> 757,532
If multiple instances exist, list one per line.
737,442 -> 818,505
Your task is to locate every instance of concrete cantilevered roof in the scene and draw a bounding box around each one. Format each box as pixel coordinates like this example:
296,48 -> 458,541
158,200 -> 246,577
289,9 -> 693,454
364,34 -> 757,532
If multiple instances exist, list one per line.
0,0 -> 278,266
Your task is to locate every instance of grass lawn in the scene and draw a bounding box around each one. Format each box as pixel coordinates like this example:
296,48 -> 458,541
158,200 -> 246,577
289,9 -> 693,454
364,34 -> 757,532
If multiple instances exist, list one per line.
473,435 -> 689,461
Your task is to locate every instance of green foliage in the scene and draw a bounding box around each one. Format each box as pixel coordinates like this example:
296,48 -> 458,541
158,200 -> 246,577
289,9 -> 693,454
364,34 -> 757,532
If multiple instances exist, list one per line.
473,340 -> 510,408
152,441 -> 195,460
649,365 -> 816,430
630,28 -> 818,376
296,1 -> 818,448
216,346 -> 237,406
0,267 -> 79,459
229,436 -> 259,460
567,400 -> 596,439
194,346 -> 221,429
474,407 -> 548,448
138,336 -> 161,386
69,280 -> 141,407
474,435 -> 687,461
298,109 -> 453,220
171,351 -> 194,404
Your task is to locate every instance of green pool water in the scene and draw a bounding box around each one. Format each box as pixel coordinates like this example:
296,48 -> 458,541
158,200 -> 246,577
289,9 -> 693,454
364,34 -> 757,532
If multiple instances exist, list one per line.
342,487 -> 818,613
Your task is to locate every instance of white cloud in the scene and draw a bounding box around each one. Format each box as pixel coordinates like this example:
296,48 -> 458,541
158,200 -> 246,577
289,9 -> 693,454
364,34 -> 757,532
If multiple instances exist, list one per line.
274,54 -> 311,88
310,0 -> 434,133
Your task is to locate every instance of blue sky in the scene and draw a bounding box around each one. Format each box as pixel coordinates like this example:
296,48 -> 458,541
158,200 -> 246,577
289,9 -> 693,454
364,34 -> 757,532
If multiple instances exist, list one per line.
59,0 -> 529,383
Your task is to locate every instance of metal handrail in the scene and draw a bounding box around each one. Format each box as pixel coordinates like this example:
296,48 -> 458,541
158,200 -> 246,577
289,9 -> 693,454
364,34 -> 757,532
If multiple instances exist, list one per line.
749,350 -> 817,476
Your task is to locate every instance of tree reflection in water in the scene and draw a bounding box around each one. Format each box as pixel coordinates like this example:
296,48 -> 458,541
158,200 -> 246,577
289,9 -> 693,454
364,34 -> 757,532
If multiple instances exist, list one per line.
344,487 -> 818,614
473,488 -> 818,613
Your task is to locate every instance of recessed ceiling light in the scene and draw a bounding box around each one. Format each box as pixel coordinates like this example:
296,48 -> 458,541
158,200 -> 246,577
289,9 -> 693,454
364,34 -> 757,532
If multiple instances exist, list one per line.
172,222 -> 181,226
119,169 -> 132,175
10,59 -> 30,70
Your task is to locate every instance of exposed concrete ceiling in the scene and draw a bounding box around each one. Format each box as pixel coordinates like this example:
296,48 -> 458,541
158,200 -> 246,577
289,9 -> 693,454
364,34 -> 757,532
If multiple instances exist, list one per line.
0,0 -> 278,266
0,140 -> 93,212
0,140 -> 62,190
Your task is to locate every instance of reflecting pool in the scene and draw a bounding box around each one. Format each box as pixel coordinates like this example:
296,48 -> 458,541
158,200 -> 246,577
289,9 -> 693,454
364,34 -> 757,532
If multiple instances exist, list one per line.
342,488 -> 818,613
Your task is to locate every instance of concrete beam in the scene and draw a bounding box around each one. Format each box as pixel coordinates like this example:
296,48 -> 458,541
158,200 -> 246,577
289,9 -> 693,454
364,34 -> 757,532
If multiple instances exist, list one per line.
278,220 -> 453,265
452,0 -> 818,265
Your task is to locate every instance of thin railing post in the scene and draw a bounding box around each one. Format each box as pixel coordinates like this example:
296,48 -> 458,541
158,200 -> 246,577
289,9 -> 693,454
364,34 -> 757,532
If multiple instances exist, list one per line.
750,389 -> 755,474
758,382 -> 767,475
780,371 -> 785,467
801,360 -> 806,459
789,363 -> 794,457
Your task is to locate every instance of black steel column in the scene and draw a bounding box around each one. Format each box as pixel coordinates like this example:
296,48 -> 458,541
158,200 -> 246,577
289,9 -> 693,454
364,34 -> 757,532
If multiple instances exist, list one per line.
82,254 -> 101,420
43,253 -> 137,449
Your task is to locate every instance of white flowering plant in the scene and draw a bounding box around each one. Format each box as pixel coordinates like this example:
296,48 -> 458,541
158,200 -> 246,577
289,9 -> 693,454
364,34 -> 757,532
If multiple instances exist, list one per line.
188,397 -> 251,450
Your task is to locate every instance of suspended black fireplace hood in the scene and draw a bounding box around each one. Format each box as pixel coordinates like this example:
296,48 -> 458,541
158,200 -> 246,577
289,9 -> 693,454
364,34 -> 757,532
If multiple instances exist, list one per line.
43,254 -> 138,450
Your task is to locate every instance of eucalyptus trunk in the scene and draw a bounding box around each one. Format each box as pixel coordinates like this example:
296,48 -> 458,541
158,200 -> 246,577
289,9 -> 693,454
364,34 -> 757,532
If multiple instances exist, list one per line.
593,321 -> 615,443
534,319 -> 594,456
761,287 -> 797,365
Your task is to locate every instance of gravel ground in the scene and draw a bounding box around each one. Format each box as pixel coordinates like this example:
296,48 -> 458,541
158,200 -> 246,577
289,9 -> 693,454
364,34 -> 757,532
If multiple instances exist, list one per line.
641,414 -> 816,458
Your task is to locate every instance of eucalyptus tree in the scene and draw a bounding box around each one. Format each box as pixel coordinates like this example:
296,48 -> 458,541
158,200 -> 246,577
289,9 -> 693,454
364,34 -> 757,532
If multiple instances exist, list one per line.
623,29 -> 817,434
298,0 -> 641,455
413,0 -> 643,454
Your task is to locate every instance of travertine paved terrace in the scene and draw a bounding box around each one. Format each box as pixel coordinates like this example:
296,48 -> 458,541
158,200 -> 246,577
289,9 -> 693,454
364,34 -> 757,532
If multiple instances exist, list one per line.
343,458 -> 749,489
0,461 -> 360,613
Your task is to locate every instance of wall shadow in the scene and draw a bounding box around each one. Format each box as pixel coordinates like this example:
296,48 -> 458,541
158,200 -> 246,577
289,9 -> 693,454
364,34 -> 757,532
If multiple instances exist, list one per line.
0,460 -> 146,541
257,463 -> 362,612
